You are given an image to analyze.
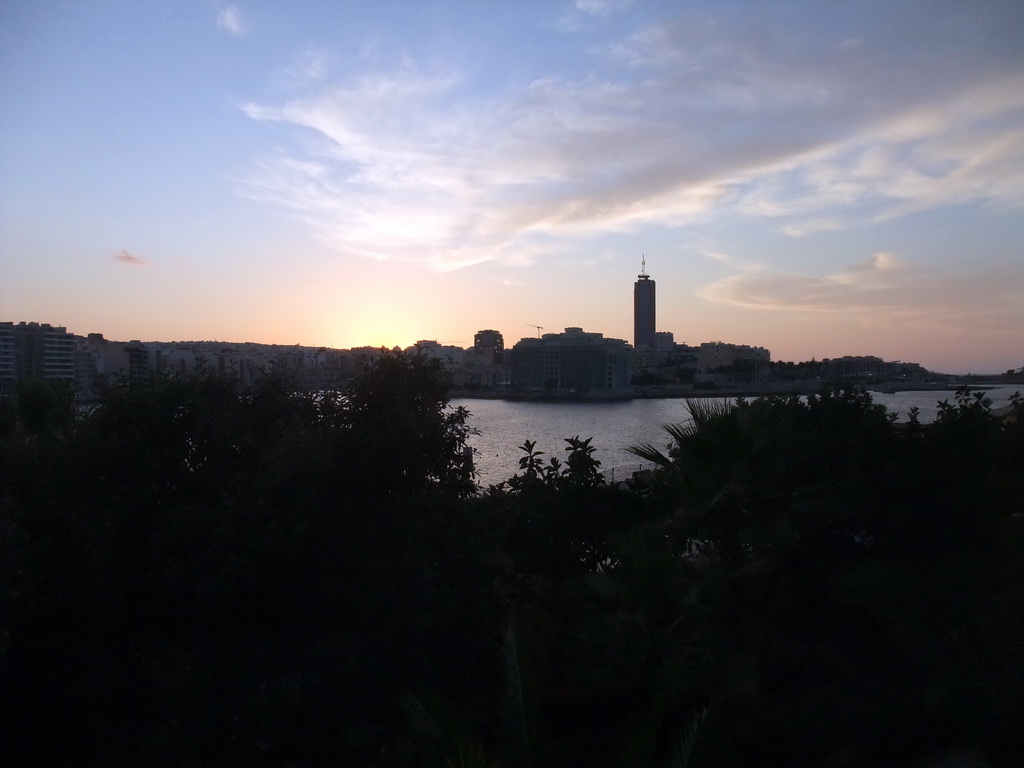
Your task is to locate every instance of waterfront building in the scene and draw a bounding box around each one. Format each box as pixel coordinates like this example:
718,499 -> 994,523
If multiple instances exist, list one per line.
0,322 -> 77,386
695,341 -> 771,371
467,330 -> 506,387
157,346 -> 205,376
511,327 -> 633,393
410,340 -> 466,366
821,356 -> 927,380
0,324 -> 14,394
343,346 -> 388,378
633,259 -> 656,349
694,341 -> 771,384
407,340 -> 470,387
473,329 -> 504,366
634,331 -> 678,375
75,336 -> 164,395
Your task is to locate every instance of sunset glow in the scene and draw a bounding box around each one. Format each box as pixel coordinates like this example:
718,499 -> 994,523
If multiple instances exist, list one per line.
2,1 -> 1022,373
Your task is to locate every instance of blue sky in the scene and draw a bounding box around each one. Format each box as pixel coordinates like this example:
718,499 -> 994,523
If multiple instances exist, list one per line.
2,0 -> 1022,373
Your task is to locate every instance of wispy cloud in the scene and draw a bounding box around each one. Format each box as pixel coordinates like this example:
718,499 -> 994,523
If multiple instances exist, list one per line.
701,251 -> 909,310
239,4 -> 1024,270
779,218 -> 844,238
267,48 -> 332,92
576,0 -> 633,17
113,249 -> 147,266
702,250 -> 765,272
698,251 -> 1024,332
559,0 -> 633,31
216,5 -> 245,36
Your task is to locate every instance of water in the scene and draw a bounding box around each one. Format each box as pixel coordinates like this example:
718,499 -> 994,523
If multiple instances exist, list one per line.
454,385 -> 1021,485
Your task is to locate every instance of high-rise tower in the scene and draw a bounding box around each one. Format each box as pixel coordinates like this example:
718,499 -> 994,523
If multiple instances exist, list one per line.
633,257 -> 656,349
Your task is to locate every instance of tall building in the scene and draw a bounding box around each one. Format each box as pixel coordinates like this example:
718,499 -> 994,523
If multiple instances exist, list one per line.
633,258 -> 656,349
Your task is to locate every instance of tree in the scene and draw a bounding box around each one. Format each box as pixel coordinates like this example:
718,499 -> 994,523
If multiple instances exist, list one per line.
620,386 -> 1024,765
0,351 -> 498,767
341,349 -> 475,497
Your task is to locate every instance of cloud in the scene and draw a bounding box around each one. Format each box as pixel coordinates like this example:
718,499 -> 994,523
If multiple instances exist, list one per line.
734,81 -> 1024,225
239,3 -> 1024,269
779,218 -> 844,238
113,250 -> 147,266
576,0 -> 633,16
216,5 -> 245,36
699,252 -> 906,312
702,250 -> 765,272
559,0 -> 633,30
268,48 -> 332,92
698,251 -> 1024,332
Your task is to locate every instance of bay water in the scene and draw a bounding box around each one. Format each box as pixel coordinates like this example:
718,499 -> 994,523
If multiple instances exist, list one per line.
454,385 -> 1021,486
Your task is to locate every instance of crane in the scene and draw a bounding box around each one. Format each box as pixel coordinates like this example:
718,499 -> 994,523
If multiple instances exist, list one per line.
527,324 -> 543,338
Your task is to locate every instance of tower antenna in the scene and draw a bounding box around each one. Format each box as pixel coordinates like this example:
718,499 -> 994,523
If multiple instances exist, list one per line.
639,254 -> 648,278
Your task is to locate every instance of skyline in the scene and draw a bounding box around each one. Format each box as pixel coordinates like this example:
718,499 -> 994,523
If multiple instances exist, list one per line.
2,1 -> 1023,374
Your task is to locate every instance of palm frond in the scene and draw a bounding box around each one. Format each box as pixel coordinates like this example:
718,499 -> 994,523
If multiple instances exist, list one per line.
662,706 -> 707,768
684,397 -> 734,429
663,420 -> 697,444
402,690 -> 445,744
628,399 -> 734,464
403,691 -> 497,768
627,441 -> 673,466
499,621 -> 531,768
444,744 -> 503,768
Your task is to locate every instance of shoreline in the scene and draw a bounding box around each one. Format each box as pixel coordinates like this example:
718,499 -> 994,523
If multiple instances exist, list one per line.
451,378 -> 1018,402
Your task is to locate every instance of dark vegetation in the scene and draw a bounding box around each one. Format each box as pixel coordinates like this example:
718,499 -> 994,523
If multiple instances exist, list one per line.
1,353 -> 1022,767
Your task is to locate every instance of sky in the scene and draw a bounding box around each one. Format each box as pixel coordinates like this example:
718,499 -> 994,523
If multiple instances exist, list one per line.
1,0 -> 1023,373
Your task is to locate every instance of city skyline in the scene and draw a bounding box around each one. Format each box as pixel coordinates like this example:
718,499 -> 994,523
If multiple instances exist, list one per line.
4,320 -> 956,400
2,1 -> 1023,374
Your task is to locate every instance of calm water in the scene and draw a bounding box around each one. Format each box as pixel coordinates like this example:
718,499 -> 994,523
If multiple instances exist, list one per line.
454,385 -> 1021,485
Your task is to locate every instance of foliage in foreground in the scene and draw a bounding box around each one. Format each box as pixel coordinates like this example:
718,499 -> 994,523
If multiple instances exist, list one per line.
1,367 -> 1022,767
